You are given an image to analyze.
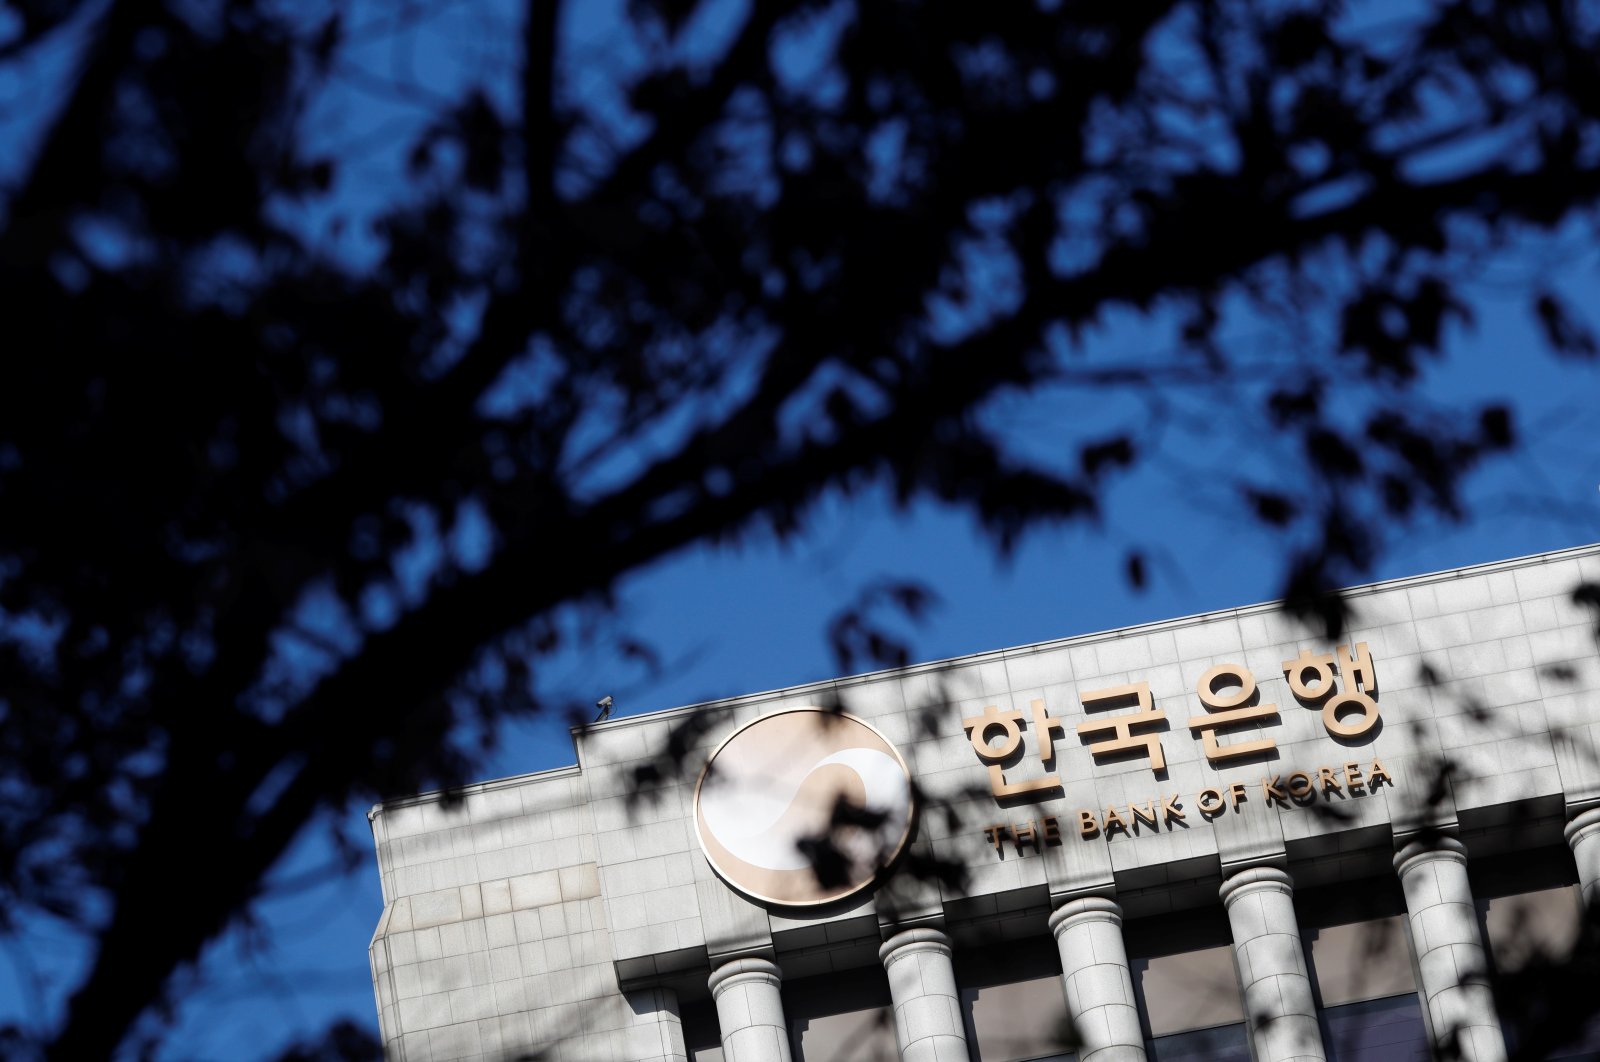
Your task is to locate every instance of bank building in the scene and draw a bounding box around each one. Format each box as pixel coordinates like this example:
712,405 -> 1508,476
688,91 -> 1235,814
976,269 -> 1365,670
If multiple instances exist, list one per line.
367,545 -> 1600,1062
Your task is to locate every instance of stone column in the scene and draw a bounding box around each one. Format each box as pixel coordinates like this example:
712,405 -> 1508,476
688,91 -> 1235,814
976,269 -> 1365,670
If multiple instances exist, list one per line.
879,927 -> 969,1062
1219,866 -> 1325,1062
1565,808 -> 1600,910
1394,837 -> 1507,1062
708,956 -> 793,1062
1048,897 -> 1146,1062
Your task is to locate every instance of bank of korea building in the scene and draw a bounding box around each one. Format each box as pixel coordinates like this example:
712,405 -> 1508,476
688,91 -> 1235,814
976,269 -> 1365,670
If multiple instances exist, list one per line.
366,545 -> 1600,1062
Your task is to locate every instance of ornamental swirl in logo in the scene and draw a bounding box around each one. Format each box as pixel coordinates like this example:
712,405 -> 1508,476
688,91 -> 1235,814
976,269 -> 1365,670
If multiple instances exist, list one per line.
694,708 -> 915,906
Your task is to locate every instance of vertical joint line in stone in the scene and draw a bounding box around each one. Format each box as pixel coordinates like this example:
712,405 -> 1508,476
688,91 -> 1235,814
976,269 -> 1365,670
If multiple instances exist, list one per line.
1393,837 -> 1507,1062
1049,896 -> 1148,1062
709,956 -> 794,1062
880,927 -> 970,1062
1220,866 -> 1328,1062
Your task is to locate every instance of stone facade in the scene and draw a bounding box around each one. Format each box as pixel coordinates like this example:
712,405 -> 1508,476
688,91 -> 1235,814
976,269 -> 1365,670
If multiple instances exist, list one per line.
369,545 -> 1600,1061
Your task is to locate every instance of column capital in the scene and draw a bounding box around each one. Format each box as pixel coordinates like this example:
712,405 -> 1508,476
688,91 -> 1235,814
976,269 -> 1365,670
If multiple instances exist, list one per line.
708,956 -> 782,998
1567,808 -> 1600,912
1218,865 -> 1293,907
878,926 -> 952,967
1393,834 -> 1467,876
1048,895 -> 1123,938
1564,807 -> 1600,847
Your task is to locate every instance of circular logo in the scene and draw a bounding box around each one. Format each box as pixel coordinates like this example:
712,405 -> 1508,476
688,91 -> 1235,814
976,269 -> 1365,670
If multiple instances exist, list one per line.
694,708 -> 915,907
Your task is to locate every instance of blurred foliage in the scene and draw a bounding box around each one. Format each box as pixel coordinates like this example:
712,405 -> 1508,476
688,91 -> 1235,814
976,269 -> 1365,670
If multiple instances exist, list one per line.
0,0 -> 1598,1056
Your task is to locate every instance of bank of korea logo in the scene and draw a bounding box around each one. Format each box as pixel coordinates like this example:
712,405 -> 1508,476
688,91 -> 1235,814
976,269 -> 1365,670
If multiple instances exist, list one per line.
694,708 -> 915,907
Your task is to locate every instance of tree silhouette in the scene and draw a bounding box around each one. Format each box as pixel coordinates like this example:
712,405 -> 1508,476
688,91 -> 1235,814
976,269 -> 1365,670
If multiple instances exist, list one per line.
1,0 -> 1597,1057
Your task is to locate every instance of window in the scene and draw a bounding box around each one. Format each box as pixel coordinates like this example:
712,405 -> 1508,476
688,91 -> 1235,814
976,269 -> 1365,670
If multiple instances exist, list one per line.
1132,945 -> 1249,1062
783,966 -> 896,1062
1303,915 -> 1425,1062
961,974 -> 1075,1062
1144,1022 -> 1251,1062
790,1005 -> 896,1061
1318,996 -> 1427,1062
1478,884 -> 1600,1060
1480,884 -> 1581,972
1304,915 -> 1414,1006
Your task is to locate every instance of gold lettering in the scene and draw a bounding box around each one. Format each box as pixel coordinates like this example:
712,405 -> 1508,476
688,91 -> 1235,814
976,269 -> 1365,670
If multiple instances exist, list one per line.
1343,760 -> 1364,793
1031,699 -> 1067,767
1056,754 -> 1393,842
1013,821 -> 1038,853
964,705 -> 1025,762
1077,683 -> 1169,774
984,825 -> 1009,851
1188,663 -> 1279,763
1323,692 -> 1380,739
1338,641 -> 1378,694
984,764 -> 1064,800
966,705 -> 1063,799
1283,648 -> 1337,702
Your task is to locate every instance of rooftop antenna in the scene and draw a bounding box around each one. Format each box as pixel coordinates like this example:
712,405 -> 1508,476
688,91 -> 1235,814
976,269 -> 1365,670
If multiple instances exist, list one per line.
594,695 -> 614,723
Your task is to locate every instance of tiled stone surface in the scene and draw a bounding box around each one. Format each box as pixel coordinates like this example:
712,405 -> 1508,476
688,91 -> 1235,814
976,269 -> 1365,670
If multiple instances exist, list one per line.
1394,839 -> 1507,1062
370,770 -> 687,1061
370,545 -> 1600,1060
707,958 -> 791,1062
1049,898 -> 1144,1062
1220,868 -> 1325,1061
879,930 -> 968,1062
